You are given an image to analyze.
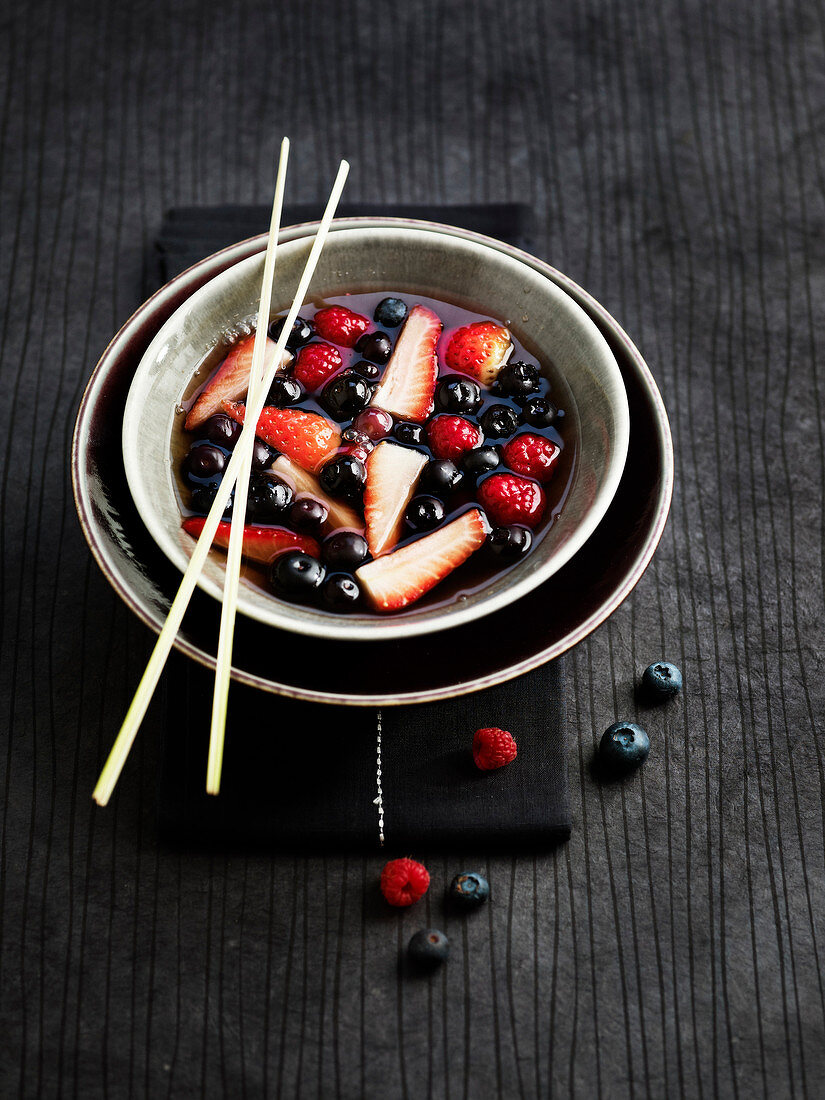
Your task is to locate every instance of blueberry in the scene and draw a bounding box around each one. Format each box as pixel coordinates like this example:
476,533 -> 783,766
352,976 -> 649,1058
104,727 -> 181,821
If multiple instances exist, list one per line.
268,314 -> 314,349
322,530 -> 369,570
351,359 -> 381,381
246,474 -> 293,521
461,445 -> 500,479
480,404 -> 520,439
203,413 -> 241,449
436,375 -> 482,415
419,459 -> 464,496
393,421 -> 426,447
407,929 -> 449,969
251,439 -> 276,472
268,376 -> 303,406
190,483 -> 233,517
497,361 -> 541,398
322,373 -> 372,418
599,722 -> 650,774
374,297 -> 408,327
520,396 -> 558,428
487,524 -> 532,559
641,661 -> 683,702
322,572 -> 361,609
183,443 -> 226,482
318,455 -> 367,502
355,331 -> 392,364
406,495 -> 445,531
289,497 -> 329,532
269,551 -> 325,600
448,871 -> 490,909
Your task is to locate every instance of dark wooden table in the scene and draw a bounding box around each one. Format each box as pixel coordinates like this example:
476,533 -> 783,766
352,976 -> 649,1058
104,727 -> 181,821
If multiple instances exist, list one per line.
2,0 -> 823,1095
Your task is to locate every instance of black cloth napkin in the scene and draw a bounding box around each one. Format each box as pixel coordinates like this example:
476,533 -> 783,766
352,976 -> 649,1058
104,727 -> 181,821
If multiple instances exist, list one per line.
156,203 -> 569,852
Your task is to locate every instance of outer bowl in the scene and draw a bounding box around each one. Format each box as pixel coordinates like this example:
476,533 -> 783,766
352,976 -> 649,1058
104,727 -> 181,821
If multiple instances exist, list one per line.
121,226 -> 630,642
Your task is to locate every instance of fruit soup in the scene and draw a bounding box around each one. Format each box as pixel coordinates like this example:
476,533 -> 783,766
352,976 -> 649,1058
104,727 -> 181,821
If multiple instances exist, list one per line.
173,291 -> 576,615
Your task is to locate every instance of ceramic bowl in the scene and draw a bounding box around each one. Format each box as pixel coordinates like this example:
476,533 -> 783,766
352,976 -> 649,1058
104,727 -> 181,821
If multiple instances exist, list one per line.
121,226 -> 629,641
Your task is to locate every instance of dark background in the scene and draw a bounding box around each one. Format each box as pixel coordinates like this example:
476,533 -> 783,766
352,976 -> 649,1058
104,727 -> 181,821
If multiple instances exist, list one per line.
2,0 -> 824,1096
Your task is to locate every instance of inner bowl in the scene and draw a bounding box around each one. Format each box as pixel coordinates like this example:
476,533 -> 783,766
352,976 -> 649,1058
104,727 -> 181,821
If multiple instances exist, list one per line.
122,225 -> 629,641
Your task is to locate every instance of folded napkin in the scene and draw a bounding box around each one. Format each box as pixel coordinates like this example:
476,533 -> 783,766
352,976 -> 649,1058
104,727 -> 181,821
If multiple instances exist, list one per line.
155,203 -> 570,852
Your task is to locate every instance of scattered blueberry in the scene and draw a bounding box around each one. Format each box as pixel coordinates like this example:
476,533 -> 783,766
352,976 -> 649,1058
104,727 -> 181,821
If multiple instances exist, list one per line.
322,573 -> 361,609
496,360 -> 541,398
436,375 -> 482,415
599,722 -> 650,774
245,474 -> 293,521
374,297 -> 408,327
461,445 -> 500,479
268,314 -> 314,349
520,396 -> 558,428
448,871 -> 490,909
189,483 -> 232,517
318,455 -> 367,502
268,376 -> 303,407
289,497 -> 329,532
642,661 -> 683,702
487,524 -> 532,559
251,438 -> 275,472
355,331 -> 392,364
351,359 -> 381,381
407,929 -> 449,969
322,530 -> 369,570
322,373 -> 372,418
480,404 -> 520,439
420,458 -> 464,496
203,413 -> 241,449
183,443 -> 226,482
269,551 -> 325,599
406,495 -> 445,531
393,421 -> 427,447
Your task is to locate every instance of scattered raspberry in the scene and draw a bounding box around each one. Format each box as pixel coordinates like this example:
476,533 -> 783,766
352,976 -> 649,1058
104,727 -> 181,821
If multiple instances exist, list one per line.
477,472 -> 545,528
314,305 -> 371,347
472,727 -> 518,771
293,342 -> 343,391
445,321 -> 511,385
380,857 -> 430,907
428,414 -> 482,462
502,433 -> 560,484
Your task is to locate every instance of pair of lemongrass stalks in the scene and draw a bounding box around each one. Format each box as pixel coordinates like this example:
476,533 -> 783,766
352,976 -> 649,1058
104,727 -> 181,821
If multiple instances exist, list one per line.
93,140 -> 349,805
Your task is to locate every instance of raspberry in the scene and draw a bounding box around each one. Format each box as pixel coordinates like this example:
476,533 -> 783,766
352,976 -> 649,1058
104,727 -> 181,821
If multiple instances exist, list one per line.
314,305 -> 370,347
293,342 -> 342,391
427,414 -> 482,462
502,433 -> 560,484
472,727 -> 518,771
380,857 -> 430,907
477,472 -> 545,528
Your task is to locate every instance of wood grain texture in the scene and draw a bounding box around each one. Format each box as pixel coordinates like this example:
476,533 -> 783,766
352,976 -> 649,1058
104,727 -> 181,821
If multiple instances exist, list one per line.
1,0 -> 824,1095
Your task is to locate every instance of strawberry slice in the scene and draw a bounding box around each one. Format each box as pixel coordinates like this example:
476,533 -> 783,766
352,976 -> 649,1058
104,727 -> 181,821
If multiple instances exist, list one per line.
185,334 -> 290,431
270,454 -> 364,532
356,507 -> 489,611
222,401 -> 341,473
182,517 -> 320,565
444,321 -> 512,386
364,441 -> 428,557
371,304 -> 441,421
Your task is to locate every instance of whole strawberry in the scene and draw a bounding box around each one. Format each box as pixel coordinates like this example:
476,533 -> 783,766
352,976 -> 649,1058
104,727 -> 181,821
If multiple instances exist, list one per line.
314,305 -> 371,347
293,342 -> 342,391
502,433 -> 560,484
445,321 -> 511,386
477,472 -> 545,528
428,414 -> 482,462
473,727 -> 518,770
380,857 -> 430,907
